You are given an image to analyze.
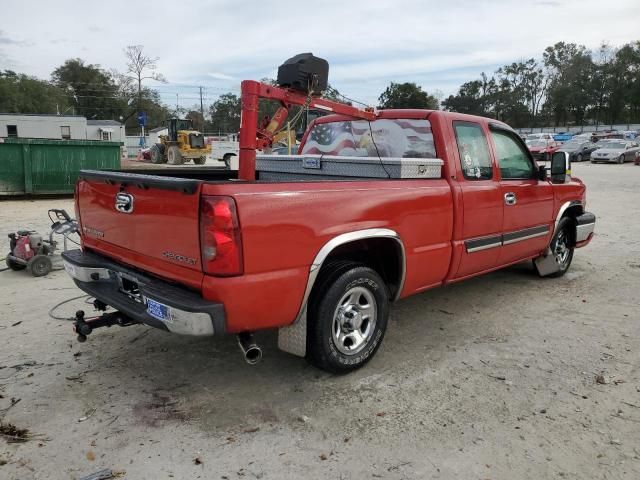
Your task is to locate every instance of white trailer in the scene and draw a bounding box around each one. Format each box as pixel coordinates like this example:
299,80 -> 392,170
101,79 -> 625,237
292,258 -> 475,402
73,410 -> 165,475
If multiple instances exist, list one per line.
209,140 -> 239,169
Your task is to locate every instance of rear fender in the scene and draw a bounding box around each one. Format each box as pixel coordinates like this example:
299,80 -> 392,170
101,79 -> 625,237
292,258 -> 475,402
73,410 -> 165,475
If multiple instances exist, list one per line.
278,228 -> 405,357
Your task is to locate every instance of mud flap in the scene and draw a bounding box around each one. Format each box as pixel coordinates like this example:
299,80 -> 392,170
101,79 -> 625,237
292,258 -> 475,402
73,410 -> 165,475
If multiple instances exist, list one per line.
534,247 -> 561,277
277,306 -> 307,357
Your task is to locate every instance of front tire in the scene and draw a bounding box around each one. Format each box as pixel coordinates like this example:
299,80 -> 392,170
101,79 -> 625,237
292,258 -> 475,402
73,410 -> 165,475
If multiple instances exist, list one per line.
537,217 -> 574,278
194,156 -> 207,165
167,146 -> 183,165
307,264 -> 389,373
618,154 -> 625,164
150,144 -> 165,164
576,153 -> 583,162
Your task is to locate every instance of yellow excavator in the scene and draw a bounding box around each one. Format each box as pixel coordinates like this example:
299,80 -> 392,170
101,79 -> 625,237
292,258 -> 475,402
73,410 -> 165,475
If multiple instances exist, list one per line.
150,118 -> 211,165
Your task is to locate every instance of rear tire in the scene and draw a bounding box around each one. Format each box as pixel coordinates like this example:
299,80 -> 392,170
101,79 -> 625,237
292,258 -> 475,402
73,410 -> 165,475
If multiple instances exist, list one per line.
307,263 -> 389,373
27,254 -> 52,277
194,156 -> 207,165
150,144 -> 165,164
5,254 -> 26,271
223,154 -> 233,169
576,153 -> 583,162
167,146 -> 183,165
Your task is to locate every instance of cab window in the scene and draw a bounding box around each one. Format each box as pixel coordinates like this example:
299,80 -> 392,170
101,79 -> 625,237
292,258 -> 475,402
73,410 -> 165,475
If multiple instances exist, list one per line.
453,121 -> 492,180
491,130 -> 535,180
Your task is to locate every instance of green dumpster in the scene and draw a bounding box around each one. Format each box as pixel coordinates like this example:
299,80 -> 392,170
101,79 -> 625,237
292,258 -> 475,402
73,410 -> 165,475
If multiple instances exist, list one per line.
0,138 -> 121,195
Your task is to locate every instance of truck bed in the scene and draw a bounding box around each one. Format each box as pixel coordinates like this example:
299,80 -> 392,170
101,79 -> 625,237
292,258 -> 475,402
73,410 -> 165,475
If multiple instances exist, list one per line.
76,168 -> 454,332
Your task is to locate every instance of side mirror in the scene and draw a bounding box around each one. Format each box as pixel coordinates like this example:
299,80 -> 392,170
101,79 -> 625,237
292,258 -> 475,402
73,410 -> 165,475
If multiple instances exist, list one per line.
537,164 -> 547,181
550,151 -> 570,183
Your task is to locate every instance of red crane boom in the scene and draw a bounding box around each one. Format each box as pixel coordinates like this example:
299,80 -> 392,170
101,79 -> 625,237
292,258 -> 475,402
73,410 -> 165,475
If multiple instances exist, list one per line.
238,80 -> 376,180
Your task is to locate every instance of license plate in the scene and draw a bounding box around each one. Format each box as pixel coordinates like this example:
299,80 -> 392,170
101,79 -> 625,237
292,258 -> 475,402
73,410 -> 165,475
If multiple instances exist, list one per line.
146,298 -> 172,322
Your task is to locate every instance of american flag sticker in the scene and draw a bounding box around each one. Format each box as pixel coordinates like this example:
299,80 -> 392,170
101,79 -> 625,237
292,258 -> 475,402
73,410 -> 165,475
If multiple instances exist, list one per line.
302,119 -> 436,159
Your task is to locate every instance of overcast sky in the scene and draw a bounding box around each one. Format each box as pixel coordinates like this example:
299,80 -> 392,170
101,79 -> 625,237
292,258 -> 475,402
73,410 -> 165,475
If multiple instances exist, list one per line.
1,0 -> 638,108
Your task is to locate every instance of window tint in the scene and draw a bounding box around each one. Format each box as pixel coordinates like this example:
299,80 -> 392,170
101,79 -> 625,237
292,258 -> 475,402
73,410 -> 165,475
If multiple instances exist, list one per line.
491,130 -> 535,179
61,126 -> 71,140
453,121 -> 492,180
7,125 -> 18,137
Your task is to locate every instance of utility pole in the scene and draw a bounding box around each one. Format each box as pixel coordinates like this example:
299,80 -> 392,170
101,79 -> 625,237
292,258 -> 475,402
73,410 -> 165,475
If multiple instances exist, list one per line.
199,86 -> 205,132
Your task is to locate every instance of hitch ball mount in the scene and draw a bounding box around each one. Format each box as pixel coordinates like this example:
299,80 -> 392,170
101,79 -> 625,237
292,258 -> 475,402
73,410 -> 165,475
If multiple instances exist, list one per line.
73,309 -> 135,342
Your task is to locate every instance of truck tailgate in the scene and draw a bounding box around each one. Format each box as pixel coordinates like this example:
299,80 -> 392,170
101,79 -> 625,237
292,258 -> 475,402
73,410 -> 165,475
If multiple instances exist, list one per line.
76,170 -> 204,289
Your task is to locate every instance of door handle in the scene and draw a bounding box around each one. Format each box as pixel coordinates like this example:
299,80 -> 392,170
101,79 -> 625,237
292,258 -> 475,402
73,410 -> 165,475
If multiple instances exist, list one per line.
504,192 -> 517,205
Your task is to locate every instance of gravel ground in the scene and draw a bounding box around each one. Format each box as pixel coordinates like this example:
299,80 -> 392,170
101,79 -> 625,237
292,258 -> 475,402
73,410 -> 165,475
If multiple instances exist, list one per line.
1,162 -> 639,480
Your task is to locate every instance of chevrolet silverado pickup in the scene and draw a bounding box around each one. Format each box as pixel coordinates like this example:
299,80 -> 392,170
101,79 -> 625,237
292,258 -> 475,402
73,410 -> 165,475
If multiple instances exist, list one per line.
62,55 -> 595,373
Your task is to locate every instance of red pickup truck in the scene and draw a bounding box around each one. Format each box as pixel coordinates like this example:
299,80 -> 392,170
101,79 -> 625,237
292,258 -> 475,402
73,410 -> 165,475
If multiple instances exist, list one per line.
62,61 -> 595,373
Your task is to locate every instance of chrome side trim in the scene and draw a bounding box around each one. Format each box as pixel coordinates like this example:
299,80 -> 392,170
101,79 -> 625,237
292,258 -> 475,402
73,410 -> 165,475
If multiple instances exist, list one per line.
466,242 -> 502,253
502,225 -> 550,246
465,238 -> 502,253
465,225 -> 550,252
502,229 -> 549,245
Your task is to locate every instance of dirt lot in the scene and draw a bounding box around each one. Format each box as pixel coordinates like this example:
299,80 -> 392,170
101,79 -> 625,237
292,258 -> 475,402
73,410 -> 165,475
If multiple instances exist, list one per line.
1,162 -> 639,480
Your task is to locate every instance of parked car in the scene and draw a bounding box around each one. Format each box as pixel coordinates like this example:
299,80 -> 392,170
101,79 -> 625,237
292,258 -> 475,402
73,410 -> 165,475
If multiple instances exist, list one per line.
61,81 -> 595,373
557,139 -> 598,162
526,139 -> 560,161
553,132 -> 574,142
591,132 -> 623,143
525,133 -> 555,142
590,141 -> 640,163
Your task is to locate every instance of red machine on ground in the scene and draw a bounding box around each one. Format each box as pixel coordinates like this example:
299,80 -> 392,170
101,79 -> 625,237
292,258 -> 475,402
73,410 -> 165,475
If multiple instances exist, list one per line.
62,54 -> 595,373
6,209 -> 78,277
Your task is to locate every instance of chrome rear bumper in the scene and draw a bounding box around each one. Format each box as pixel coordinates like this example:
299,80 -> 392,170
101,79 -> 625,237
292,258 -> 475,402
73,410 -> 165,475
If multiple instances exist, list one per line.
62,249 -> 225,336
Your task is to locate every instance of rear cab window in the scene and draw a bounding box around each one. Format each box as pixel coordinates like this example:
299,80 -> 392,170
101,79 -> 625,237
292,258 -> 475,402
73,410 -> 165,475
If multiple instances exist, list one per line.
301,118 -> 437,158
453,121 -> 493,180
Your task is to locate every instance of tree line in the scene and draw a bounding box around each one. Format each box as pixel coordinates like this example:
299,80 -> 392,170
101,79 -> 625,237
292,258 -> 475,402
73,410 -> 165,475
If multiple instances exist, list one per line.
442,41 -> 640,128
0,45 -> 171,133
2,40 -> 638,134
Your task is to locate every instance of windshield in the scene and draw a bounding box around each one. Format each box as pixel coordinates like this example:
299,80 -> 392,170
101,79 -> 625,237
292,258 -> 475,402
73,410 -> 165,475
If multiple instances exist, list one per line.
301,118 -> 437,158
600,142 -> 627,149
176,119 -> 193,130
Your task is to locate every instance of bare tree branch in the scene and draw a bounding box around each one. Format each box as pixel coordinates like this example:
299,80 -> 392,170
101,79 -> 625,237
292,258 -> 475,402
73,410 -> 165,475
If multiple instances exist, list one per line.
123,45 -> 167,114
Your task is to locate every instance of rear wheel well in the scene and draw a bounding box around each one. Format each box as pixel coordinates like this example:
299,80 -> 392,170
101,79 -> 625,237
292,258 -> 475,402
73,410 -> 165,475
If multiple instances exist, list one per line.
313,238 -> 404,301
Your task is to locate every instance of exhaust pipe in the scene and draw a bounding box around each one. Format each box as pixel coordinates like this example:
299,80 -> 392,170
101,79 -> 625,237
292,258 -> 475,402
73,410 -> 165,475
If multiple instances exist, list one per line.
237,332 -> 262,365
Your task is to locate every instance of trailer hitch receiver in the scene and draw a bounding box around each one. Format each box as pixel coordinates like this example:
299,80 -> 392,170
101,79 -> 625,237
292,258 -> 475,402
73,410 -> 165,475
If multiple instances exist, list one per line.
73,310 -> 135,342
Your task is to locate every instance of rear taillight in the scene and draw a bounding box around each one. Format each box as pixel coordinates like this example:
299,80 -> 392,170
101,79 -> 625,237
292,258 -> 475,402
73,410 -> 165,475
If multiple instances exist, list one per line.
199,196 -> 243,276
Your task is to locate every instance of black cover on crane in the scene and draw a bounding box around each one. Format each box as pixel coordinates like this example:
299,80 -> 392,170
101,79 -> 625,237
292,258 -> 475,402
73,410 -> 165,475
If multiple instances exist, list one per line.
277,53 -> 329,95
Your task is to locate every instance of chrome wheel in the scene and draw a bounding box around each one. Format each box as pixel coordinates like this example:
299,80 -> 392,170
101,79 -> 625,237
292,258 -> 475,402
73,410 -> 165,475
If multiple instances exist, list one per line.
332,286 -> 377,355
554,230 -> 570,269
